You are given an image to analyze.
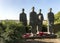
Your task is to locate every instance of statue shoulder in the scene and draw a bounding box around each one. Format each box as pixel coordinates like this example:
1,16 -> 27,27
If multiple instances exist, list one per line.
20,13 -> 26,15
48,12 -> 54,14
30,11 -> 37,14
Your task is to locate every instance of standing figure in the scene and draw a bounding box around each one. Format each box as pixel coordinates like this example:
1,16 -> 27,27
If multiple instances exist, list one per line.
37,9 -> 44,32
29,7 -> 37,34
19,9 -> 27,32
47,8 -> 54,34
19,8 -> 27,26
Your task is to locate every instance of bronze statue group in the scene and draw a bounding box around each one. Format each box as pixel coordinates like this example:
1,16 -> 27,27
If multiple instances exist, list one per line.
19,7 -> 54,36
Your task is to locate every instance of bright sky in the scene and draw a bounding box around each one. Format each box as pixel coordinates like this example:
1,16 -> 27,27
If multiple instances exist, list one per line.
0,0 -> 60,20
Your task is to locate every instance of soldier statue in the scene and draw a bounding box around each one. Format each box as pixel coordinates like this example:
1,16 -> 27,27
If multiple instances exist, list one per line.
20,8 -> 27,26
19,8 -> 27,32
37,9 -> 44,32
47,8 -> 54,34
29,7 -> 37,35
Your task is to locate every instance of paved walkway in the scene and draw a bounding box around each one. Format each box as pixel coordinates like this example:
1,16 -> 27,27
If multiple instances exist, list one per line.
25,39 -> 60,43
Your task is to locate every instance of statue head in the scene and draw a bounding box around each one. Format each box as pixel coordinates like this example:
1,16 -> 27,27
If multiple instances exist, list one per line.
32,7 -> 35,12
22,8 -> 25,13
39,9 -> 42,13
50,8 -> 52,12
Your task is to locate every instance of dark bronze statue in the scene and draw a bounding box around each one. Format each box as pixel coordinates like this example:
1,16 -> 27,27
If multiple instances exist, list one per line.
37,9 -> 44,32
29,7 -> 37,34
19,8 -> 27,26
47,8 -> 54,34
19,9 -> 27,33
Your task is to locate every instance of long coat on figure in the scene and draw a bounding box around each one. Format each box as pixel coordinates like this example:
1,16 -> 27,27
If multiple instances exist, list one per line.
37,9 -> 44,32
20,9 -> 27,26
19,9 -> 27,33
47,8 -> 54,34
29,7 -> 37,34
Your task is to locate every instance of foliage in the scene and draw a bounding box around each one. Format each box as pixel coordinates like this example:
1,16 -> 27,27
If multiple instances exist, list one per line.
56,32 -> 60,38
54,11 -> 60,24
54,12 -> 60,38
0,21 -> 26,43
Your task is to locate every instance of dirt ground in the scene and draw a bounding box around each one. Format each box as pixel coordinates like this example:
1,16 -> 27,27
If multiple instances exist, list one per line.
25,38 -> 60,43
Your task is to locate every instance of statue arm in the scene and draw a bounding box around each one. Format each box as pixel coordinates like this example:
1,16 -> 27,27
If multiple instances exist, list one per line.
47,13 -> 49,20
53,13 -> 54,22
47,13 -> 50,19
42,14 -> 44,20
25,14 -> 27,22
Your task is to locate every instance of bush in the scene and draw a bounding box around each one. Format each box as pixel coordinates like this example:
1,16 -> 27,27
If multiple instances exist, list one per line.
56,32 -> 60,38
0,21 -> 26,43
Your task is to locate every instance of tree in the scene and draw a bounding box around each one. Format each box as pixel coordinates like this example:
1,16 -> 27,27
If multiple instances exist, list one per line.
54,11 -> 60,24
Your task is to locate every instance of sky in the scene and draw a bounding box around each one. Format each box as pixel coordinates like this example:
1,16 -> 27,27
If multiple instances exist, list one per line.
0,0 -> 60,20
